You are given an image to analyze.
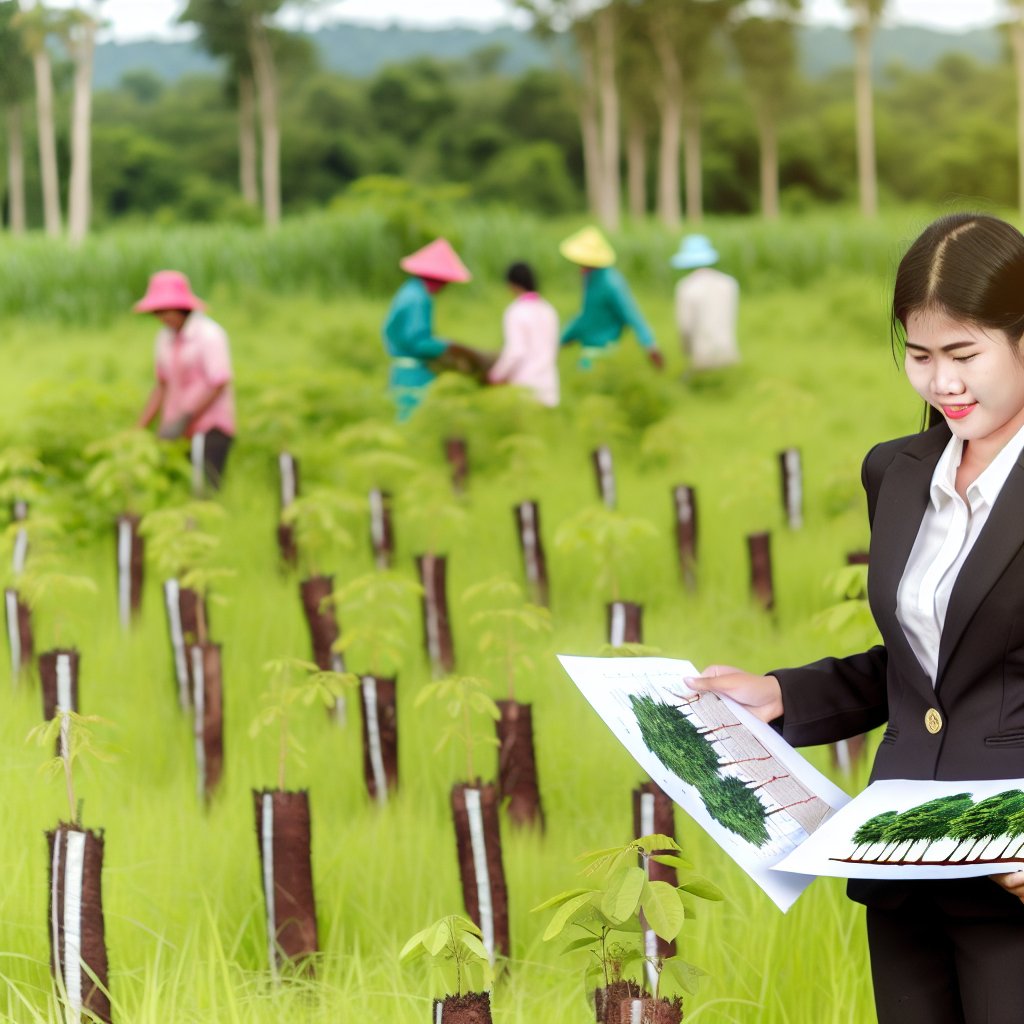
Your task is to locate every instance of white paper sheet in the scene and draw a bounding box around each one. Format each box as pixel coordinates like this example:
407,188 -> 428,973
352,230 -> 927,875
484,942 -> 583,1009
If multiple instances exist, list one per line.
558,655 -> 850,912
774,777 -> 1024,879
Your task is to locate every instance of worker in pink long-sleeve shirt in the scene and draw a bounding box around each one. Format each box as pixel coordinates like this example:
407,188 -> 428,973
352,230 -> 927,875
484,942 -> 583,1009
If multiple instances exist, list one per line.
487,262 -> 560,407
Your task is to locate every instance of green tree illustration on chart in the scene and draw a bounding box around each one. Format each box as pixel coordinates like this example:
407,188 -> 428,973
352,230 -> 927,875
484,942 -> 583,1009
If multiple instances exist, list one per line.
946,791 -> 1024,862
849,810 -> 899,860
875,794 -> 974,862
630,694 -> 771,847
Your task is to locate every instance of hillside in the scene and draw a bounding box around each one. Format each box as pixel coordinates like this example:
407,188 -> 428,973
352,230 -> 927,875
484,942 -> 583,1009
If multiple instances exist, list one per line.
91,20 -> 1005,91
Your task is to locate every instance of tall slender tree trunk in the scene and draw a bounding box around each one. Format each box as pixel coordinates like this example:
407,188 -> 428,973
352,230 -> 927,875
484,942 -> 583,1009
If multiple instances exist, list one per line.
32,47 -> 62,237
68,18 -> 96,245
1013,16 -> 1024,220
577,32 -> 603,218
682,97 -> 703,224
853,17 -> 878,218
594,4 -> 620,230
652,30 -> 682,228
626,114 -> 646,219
757,106 -> 780,220
6,104 -> 27,234
248,18 -> 280,228
238,72 -> 259,207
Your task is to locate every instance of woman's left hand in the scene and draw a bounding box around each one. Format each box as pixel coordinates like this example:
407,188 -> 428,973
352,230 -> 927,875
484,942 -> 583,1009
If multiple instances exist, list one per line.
990,871 -> 1024,903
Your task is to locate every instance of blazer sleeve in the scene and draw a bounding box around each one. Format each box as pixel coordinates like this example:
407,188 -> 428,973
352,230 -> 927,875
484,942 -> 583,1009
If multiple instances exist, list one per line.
770,440 -> 901,746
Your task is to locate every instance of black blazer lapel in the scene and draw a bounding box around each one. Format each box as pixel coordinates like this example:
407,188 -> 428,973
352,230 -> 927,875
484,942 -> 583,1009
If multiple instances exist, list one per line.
937,457 -> 1024,684
868,429 -> 948,667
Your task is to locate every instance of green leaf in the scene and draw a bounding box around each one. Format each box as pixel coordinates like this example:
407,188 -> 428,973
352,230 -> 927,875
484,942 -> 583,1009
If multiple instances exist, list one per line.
560,935 -> 600,957
649,854 -> 692,871
543,891 -> 596,941
425,920 -> 450,957
600,864 -> 645,924
640,880 -> 686,942
660,956 -> 707,996
531,887 -> 594,914
679,878 -> 726,902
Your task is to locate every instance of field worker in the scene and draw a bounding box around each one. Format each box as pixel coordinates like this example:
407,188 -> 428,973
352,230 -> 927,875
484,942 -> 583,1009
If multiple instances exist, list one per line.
687,213 -> 1024,1024
487,261 -> 560,407
382,237 -> 477,421
134,270 -> 236,491
559,226 -> 664,371
671,233 -> 740,372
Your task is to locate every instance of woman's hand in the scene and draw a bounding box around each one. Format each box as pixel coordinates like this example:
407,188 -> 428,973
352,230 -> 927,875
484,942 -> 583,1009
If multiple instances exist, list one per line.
990,871 -> 1024,904
685,664 -> 785,725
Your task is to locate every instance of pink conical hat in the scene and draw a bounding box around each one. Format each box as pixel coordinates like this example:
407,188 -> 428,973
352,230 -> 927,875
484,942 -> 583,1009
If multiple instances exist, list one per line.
399,238 -> 472,284
133,270 -> 206,313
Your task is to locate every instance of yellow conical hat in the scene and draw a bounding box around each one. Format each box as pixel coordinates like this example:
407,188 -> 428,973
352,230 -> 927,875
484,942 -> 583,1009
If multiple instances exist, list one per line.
559,226 -> 616,268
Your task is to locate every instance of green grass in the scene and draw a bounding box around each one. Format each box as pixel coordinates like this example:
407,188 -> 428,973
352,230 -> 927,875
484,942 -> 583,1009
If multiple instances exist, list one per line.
0,249 -> 923,1022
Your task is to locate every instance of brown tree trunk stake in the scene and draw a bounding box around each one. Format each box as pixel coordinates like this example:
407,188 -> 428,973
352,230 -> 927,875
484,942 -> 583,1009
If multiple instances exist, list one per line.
47,825 -> 111,1024
595,982 -> 642,1024
592,446 -> 616,508
368,488 -> 395,570
607,602 -> 643,648
276,452 -> 299,568
40,649 -> 80,760
359,675 -> 398,804
116,513 -> 145,628
633,783 -> 677,973
5,587 -> 33,685
254,789 -> 318,978
433,993 -> 493,1024
496,700 -> 544,829
445,437 -> 469,494
672,485 -> 697,591
747,532 -> 775,611
299,575 -> 346,724
778,448 -> 803,530
417,554 -> 455,675
450,782 -> 509,960
514,501 -> 549,607
191,643 -> 224,803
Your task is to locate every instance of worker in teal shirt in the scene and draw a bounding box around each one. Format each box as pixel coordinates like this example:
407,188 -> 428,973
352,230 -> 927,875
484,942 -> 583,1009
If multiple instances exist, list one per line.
383,238 -> 472,421
559,226 -> 664,370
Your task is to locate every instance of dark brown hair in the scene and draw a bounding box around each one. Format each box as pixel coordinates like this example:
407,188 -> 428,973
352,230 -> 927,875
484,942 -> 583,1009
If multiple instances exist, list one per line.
892,213 -> 1024,346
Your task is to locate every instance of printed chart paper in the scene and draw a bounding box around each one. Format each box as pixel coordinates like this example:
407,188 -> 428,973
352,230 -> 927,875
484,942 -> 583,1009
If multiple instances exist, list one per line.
775,777 -> 1024,879
558,655 -> 850,912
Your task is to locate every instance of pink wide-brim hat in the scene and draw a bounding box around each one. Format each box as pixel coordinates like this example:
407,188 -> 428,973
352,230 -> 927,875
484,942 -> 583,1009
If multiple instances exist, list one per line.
399,238 -> 472,284
133,270 -> 206,313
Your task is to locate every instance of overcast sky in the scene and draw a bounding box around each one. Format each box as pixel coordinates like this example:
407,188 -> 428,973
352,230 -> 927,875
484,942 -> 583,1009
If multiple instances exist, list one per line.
45,0 -> 1007,43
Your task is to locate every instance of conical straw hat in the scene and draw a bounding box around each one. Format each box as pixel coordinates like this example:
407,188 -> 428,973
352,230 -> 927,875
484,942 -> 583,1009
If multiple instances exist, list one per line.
399,238 -> 472,283
559,226 -> 616,268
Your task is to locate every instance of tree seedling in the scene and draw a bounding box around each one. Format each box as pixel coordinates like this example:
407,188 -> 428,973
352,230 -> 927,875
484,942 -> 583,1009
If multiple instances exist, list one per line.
250,658 -> 357,791
399,914 -> 494,997
27,710 -> 114,828
280,487 -> 360,579
416,674 -> 501,783
398,469 -> 468,556
84,429 -> 183,517
463,575 -> 551,703
533,834 -> 724,1005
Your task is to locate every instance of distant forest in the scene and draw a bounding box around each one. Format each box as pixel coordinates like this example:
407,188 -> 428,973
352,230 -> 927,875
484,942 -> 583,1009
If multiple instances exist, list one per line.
1,16 -> 1019,229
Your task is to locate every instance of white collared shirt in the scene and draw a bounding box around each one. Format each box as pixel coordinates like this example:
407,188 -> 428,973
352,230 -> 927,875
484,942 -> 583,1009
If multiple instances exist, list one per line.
897,422 -> 1024,685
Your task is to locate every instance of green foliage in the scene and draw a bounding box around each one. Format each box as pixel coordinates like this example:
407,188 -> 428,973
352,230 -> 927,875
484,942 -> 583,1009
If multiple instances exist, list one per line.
464,575 -> 552,701
280,487 -> 360,577
396,469 -> 469,556
400,914 -> 494,997
250,657 -> 357,790
84,429 -> 184,516
813,565 -> 881,652
533,834 -> 722,1001
27,710 -> 115,826
330,570 -> 423,676
0,445 -> 45,507
415,675 -> 501,783
140,501 -> 227,578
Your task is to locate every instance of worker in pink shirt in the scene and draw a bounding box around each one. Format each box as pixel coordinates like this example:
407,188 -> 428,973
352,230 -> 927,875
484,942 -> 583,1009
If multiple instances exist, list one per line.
134,270 -> 236,491
488,262 -> 560,407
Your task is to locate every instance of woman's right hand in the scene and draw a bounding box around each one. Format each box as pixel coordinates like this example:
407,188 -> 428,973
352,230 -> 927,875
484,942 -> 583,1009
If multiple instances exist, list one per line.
685,664 -> 785,725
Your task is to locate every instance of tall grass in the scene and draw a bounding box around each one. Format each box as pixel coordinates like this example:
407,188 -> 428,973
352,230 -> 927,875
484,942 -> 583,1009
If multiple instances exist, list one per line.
0,252 -> 921,1020
0,202 -> 985,325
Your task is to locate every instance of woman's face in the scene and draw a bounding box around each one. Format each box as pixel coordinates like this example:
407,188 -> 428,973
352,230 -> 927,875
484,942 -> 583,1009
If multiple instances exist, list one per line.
904,308 -> 1024,450
155,309 -> 188,331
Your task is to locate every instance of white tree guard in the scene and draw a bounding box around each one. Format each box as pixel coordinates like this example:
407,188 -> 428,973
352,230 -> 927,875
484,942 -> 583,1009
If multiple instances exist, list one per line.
191,433 -> 206,497
782,448 -> 803,530
519,502 -> 539,584
278,452 -> 296,507
609,602 -> 626,649
117,518 -> 133,629
261,792 -> 278,981
62,830 -> 87,1022
11,527 -> 28,574
361,676 -> 388,804
464,787 -> 495,962
597,446 -> 616,508
640,791 -> 659,991
6,589 -> 21,681
56,653 -> 73,763
163,580 -> 190,710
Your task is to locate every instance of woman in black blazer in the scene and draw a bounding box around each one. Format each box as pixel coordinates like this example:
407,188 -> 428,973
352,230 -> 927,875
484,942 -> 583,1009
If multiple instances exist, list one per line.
690,214 -> 1024,1024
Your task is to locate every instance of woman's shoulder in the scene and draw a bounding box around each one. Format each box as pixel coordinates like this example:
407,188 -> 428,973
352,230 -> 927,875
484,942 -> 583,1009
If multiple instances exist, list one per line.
861,422 -> 950,492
